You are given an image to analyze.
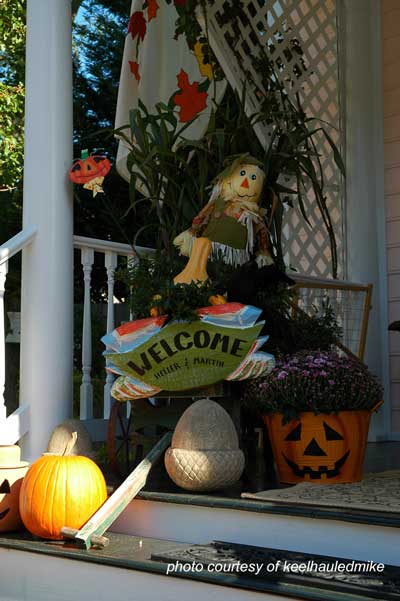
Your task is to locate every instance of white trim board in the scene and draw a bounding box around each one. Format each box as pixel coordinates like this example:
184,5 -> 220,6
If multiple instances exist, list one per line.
343,0 -> 391,440
111,499 -> 400,566
0,548 -> 281,601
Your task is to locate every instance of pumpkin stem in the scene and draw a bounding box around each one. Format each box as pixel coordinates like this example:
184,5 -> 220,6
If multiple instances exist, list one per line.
63,431 -> 78,456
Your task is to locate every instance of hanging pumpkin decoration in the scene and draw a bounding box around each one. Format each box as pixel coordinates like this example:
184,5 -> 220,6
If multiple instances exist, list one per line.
68,150 -> 111,197
19,432 -> 107,540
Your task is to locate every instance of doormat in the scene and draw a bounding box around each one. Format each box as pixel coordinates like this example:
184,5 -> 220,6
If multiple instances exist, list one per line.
242,471 -> 400,513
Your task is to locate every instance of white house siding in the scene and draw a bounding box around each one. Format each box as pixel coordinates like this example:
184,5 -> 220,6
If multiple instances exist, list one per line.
382,0 -> 400,431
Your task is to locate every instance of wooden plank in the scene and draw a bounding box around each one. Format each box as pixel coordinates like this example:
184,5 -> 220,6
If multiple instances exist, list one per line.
358,284 -> 373,362
61,431 -> 172,549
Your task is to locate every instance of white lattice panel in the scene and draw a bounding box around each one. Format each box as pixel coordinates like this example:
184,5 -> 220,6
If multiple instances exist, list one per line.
200,0 -> 345,278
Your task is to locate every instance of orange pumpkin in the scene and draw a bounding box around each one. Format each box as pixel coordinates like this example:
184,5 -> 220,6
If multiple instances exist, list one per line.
19,432 -> 107,540
208,294 -> 227,306
264,411 -> 372,484
149,294 -> 164,317
68,155 -> 111,185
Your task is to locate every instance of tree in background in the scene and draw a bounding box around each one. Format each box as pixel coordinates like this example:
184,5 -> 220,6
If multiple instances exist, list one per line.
0,0 -> 138,250
0,0 -> 25,193
1,0 -> 135,326
0,0 -> 25,249
73,0 -> 143,250
72,0 -> 145,304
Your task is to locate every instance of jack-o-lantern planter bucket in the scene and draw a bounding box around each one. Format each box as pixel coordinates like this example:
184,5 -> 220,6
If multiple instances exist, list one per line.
264,408 -> 378,485
0,445 -> 29,532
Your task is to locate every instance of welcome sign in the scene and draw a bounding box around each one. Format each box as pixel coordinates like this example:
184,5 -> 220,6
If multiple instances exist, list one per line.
109,320 -> 264,392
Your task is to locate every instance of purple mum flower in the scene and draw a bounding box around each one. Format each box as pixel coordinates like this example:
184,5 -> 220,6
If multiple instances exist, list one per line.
277,371 -> 288,380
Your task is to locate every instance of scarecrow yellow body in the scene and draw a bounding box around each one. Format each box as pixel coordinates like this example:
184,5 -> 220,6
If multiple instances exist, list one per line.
173,158 -> 273,285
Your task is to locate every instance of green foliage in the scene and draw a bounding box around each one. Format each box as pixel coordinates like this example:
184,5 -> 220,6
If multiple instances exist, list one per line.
117,252 -> 219,321
118,98 -> 216,250
263,301 -> 342,356
121,85 -> 344,276
72,0 -> 140,245
0,0 -> 25,191
0,0 -> 25,72
129,1 -> 344,276
116,245 -> 341,358
165,0 -> 204,48
0,0 -> 25,307
0,82 -> 25,191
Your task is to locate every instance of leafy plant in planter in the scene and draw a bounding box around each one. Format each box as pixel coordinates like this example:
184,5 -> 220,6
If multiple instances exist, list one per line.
116,246 -> 342,358
242,351 -> 383,484
118,84 -> 344,277
124,0 -> 344,276
249,286 -> 342,356
116,252 -> 219,321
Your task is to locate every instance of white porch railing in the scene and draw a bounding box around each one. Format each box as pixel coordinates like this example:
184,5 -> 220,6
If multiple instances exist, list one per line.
73,236 -> 154,424
0,227 -> 37,445
0,229 -> 372,447
71,241 -> 372,437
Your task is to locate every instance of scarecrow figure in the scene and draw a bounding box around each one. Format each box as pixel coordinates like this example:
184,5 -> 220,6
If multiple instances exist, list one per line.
173,156 -> 273,285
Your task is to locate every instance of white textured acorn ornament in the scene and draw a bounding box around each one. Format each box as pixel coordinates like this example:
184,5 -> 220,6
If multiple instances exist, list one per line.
165,399 -> 245,492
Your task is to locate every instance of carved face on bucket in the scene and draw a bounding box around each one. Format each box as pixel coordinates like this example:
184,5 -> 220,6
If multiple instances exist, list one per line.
222,163 -> 265,202
0,471 -> 27,532
0,479 -> 11,521
282,416 -> 350,480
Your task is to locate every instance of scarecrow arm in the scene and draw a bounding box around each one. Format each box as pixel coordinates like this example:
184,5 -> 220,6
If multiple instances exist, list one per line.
255,219 -> 273,266
189,200 -> 215,236
173,200 -> 216,257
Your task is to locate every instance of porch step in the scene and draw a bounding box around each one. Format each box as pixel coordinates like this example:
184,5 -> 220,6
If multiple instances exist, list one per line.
0,532 -> 399,601
110,491 -> 400,566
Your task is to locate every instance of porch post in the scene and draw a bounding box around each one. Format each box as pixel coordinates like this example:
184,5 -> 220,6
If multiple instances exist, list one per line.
20,0 -> 73,460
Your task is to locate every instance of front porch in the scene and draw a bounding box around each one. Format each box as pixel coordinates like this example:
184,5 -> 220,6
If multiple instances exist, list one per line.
1,0 -> 400,598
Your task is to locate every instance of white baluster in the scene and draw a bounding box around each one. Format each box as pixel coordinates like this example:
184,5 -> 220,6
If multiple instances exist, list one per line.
127,254 -> 136,418
103,251 -> 118,419
80,248 -> 94,419
0,263 -> 8,420
128,255 -> 138,321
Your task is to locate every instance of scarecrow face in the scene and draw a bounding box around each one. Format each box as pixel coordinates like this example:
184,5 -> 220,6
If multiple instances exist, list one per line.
281,415 -> 350,480
225,164 -> 265,201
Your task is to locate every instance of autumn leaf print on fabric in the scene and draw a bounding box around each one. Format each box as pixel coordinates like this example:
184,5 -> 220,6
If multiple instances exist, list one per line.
128,11 -> 147,42
173,69 -> 208,122
147,0 -> 159,21
129,61 -> 141,81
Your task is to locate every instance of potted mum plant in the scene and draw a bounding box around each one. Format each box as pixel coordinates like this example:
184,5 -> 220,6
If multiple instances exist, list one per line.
242,351 -> 383,485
